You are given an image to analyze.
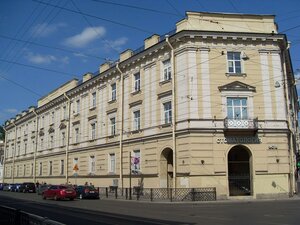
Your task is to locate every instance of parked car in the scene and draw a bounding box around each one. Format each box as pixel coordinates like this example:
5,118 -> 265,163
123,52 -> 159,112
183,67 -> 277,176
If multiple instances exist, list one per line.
10,183 -> 21,192
0,183 -> 8,191
3,183 -> 12,191
37,184 -> 49,195
19,182 -> 36,193
75,185 -> 99,199
42,185 -> 76,201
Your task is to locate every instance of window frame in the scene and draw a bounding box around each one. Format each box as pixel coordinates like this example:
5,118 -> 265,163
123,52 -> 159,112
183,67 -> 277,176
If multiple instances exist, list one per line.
111,83 -> 117,101
163,59 -> 172,81
163,101 -> 172,124
227,51 -> 242,74
133,110 -> 141,131
133,72 -> 141,92
109,153 -> 116,173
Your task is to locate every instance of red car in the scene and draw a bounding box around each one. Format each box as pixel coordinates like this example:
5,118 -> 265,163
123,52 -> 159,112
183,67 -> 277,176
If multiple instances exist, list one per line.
42,185 -> 76,201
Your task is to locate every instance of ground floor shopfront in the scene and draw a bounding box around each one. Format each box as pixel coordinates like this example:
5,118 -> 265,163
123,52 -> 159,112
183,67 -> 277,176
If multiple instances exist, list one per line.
4,131 -> 295,200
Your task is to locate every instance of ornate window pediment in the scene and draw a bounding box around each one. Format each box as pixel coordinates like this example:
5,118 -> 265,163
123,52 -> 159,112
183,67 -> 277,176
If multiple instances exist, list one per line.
59,123 -> 66,130
48,127 -> 55,133
218,81 -> 256,92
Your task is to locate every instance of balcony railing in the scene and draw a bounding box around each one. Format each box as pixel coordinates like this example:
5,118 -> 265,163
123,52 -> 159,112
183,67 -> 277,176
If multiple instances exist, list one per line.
224,117 -> 258,134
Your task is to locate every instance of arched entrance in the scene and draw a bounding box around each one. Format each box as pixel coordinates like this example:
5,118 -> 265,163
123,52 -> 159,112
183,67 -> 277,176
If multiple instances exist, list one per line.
228,145 -> 252,196
160,148 -> 173,188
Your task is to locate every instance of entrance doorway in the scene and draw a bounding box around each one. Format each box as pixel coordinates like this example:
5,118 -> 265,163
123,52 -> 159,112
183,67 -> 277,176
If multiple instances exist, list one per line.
160,148 -> 173,188
228,145 -> 252,196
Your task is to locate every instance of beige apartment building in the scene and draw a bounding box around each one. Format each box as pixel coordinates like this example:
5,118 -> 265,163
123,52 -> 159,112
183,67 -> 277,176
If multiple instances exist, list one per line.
3,12 -> 298,200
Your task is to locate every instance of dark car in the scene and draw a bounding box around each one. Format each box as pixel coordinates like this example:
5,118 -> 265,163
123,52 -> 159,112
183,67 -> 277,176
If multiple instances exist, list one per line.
10,183 -> 21,192
42,185 -> 76,201
3,184 -> 12,191
19,182 -> 36,193
37,184 -> 49,195
75,185 -> 99,199
0,183 -> 8,191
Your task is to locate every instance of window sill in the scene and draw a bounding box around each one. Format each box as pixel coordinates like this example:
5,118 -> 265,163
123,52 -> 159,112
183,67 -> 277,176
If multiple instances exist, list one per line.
89,106 -> 96,111
131,90 -> 141,95
131,129 -> 142,134
159,79 -> 172,85
89,139 -> 96,142
225,73 -> 247,77
73,113 -> 80,117
160,123 -> 172,128
108,135 -> 116,139
108,99 -> 117,104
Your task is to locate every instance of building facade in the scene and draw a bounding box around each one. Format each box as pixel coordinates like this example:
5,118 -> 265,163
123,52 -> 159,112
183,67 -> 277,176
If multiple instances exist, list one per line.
3,12 -> 299,200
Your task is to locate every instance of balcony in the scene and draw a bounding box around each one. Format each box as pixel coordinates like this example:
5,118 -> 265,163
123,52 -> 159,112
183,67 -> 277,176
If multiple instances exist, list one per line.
224,117 -> 258,136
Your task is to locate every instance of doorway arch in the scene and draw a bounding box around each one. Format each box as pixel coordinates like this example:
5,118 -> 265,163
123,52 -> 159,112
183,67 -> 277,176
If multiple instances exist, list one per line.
228,145 -> 252,196
160,148 -> 173,188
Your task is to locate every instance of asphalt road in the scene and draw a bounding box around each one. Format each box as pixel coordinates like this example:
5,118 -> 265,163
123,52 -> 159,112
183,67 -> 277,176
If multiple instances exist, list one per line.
1,190 -> 300,225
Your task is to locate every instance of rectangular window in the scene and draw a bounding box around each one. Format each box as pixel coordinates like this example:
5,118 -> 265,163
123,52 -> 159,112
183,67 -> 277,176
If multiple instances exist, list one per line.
110,117 -> 116,136
63,106 -> 67,120
60,160 -> 64,175
23,164 -> 26,176
76,99 -> 80,114
24,142 -> 27,155
91,92 -> 97,108
41,116 -> 44,127
163,59 -> 171,81
111,83 -> 116,101
40,138 -> 44,150
227,97 -> 248,119
134,73 -> 141,92
31,163 -> 34,176
39,162 -> 42,176
61,132 -> 66,146
133,110 -> 141,131
109,153 -> 115,173
227,52 -> 241,73
49,161 -> 53,175
18,145 -> 20,156
17,165 -> 19,177
50,135 -> 54,148
91,123 -> 96,140
163,102 -> 172,124
131,150 -> 141,174
75,128 -> 80,143
73,158 -> 78,172
89,155 -> 95,174
51,111 -> 55,124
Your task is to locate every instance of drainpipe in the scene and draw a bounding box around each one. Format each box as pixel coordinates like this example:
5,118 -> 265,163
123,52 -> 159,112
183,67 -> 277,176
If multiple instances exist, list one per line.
116,63 -> 124,190
166,35 -> 177,189
12,122 -> 17,183
2,126 -> 7,184
32,109 -> 39,183
64,93 -> 72,184
281,42 -> 296,196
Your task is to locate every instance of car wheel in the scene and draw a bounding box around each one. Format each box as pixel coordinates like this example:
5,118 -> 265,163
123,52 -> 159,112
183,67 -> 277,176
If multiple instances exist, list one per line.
79,194 -> 83,199
42,194 -> 46,200
70,198 -> 74,201
54,195 -> 59,201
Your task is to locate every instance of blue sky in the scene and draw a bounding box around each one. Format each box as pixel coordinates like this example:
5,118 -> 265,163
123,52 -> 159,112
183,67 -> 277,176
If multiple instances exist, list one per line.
0,0 -> 300,125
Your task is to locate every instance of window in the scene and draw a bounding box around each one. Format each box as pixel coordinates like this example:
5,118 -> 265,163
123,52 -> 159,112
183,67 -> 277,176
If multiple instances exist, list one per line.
62,106 -> 67,120
89,155 -> 95,174
91,92 -> 97,108
17,165 -> 19,177
41,116 -> 44,127
50,135 -> 54,148
73,158 -> 78,172
23,164 -> 26,176
40,138 -> 44,150
18,145 -> 20,156
76,99 -> 80,114
51,111 -> 55,124
134,73 -> 141,92
24,142 -> 27,155
111,83 -> 116,101
39,162 -> 42,175
133,110 -> 141,131
163,59 -> 171,81
131,150 -> 140,174
61,132 -> 66,146
163,102 -> 172,124
49,161 -> 53,175
110,117 -> 116,136
60,160 -> 64,175
31,163 -> 34,176
109,153 -> 115,173
91,123 -> 96,140
227,52 -> 241,73
227,97 -> 248,119
75,128 -> 80,143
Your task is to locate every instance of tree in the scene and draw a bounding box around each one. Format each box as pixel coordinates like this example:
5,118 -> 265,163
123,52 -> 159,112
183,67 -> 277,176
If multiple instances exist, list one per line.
0,125 -> 5,141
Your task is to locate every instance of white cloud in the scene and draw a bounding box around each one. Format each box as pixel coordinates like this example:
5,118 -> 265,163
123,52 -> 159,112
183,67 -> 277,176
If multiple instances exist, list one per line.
4,108 -> 18,113
31,23 -> 67,37
64,26 -> 106,48
103,37 -> 128,52
27,52 -> 57,64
